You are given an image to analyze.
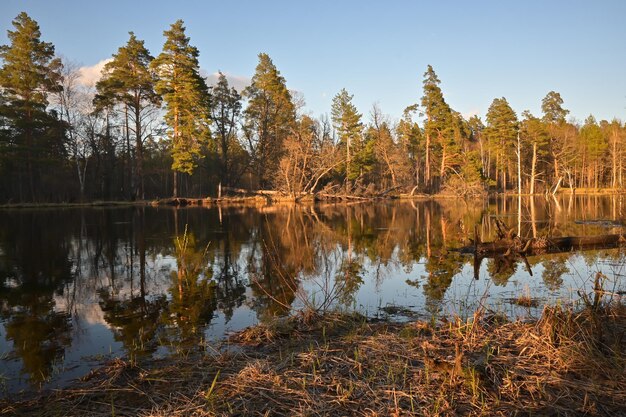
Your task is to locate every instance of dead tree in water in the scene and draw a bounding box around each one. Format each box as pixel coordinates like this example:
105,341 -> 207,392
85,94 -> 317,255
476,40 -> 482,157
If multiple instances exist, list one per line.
462,219 -> 626,279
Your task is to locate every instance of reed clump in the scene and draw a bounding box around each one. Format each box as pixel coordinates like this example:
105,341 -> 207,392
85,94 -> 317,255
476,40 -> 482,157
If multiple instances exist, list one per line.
2,300 -> 625,416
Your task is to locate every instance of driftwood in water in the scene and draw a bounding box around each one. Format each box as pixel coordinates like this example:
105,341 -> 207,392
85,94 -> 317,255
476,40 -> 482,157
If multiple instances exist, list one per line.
462,219 -> 626,257
462,219 -> 626,279
464,234 -> 626,257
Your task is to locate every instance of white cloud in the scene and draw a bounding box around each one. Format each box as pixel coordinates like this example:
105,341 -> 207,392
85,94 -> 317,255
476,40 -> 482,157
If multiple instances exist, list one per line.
204,71 -> 251,93
461,109 -> 481,119
76,63 -> 252,94
78,58 -> 112,87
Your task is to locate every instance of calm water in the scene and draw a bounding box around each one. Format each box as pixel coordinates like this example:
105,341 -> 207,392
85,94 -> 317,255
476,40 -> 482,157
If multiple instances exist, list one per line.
1,196 -> 625,395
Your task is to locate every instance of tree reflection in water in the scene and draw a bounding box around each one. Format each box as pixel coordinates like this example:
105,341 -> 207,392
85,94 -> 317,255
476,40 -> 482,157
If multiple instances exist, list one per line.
0,195 -> 624,391
161,227 -> 216,352
0,212 -> 73,386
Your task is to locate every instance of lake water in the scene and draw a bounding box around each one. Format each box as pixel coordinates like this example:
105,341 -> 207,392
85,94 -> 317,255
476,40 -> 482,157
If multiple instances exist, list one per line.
1,196 -> 625,395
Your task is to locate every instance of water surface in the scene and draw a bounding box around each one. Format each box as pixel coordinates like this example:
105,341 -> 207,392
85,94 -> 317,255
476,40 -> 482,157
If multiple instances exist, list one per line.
1,196 -> 625,395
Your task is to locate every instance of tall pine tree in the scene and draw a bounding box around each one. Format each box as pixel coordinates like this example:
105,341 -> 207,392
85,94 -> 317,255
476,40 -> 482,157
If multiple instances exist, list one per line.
152,20 -> 210,197
485,97 -> 518,192
243,53 -> 295,189
541,91 -> 570,187
209,72 -> 242,188
94,32 -> 160,200
331,88 -> 363,187
421,65 -> 453,191
0,12 -> 66,202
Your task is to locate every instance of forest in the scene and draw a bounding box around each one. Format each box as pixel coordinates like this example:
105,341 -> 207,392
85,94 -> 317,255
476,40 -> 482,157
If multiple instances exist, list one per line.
1,12 -> 625,203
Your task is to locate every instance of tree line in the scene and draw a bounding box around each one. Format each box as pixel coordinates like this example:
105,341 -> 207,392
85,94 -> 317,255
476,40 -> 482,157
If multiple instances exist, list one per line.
1,12 -> 624,203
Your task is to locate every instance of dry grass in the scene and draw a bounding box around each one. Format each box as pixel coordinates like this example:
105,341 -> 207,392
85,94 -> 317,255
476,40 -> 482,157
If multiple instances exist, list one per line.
2,302 -> 625,416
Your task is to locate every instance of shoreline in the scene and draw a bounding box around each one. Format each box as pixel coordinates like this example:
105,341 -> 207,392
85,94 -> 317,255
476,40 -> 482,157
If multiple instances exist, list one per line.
2,303 -> 624,416
1,189 -> 625,210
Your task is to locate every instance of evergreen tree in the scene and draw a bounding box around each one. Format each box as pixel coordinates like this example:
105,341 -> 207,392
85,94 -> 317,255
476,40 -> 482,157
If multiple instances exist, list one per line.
152,20 -> 210,197
541,91 -> 570,187
243,53 -> 295,189
396,105 -> 423,191
0,12 -> 65,202
468,115 -> 487,176
421,65 -> 453,191
94,32 -> 160,199
541,91 -> 569,124
209,72 -> 242,188
579,115 -> 607,188
331,88 -> 363,186
485,97 -> 518,192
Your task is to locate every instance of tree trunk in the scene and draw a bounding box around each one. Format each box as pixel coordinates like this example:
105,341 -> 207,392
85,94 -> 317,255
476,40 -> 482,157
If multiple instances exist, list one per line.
425,132 -> 430,191
440,142 -> 446,179
530,142 -> 537,194
612,128 -> 618,188
125,105 -> 133,200
516,132 -> 522,195
135,105 -> 144,200
173,106 -> 179,198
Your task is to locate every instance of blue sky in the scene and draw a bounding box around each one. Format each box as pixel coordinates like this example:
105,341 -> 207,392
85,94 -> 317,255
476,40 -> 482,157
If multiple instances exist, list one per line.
1,0 -> 625,124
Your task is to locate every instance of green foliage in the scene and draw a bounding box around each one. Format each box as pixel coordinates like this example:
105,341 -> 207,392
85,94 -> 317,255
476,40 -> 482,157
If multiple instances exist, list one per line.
0,13 -> 624,201
243,53 -> 295,189
163,229 -> 216,348
331,88 -> 365,183
209,72 -> 242,187
521,112 -> 549,155
94,31 -> 160,199
331,89 -> 363,149
94,33 -> 159,113
421,65 -> 460,189
352,132 -> 377,181
152,20 -> 210,179
397,105 -> 422,157
485,98 -> 518,158
421,66 -> 452,137
468,115 -> 485,143
0,12 -> 67,202
580,115 -> 607,161
485,97 -> 518,188
541,91 -> 569,123
335,258 -> 364,306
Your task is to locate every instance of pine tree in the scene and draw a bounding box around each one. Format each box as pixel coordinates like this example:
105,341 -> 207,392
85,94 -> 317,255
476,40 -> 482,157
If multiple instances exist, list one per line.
468,115 -> 487,176
331,88 -> 363,187
485,97 -> 518,192
243,53 -> 295,189
579,116 -> 607,189
0,12 -> 64,202
152,20 -> 210,197
421,65 -> 453,191
541,91 -> 569,124
209,72 -> 242,188
94,32 -> 160,200
396,105 -> 423,191
541,91 -> 570,187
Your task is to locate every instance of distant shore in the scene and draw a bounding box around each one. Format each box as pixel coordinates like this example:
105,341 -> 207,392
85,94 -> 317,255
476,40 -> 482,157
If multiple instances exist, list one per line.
0,188 -> 625,209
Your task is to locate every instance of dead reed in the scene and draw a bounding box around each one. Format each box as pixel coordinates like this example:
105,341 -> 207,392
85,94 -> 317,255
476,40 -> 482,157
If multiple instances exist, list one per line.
2,299 -> 625,416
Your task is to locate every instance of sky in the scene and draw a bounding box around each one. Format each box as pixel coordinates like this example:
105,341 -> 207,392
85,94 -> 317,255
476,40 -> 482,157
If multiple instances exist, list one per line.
1,0 -> 625,124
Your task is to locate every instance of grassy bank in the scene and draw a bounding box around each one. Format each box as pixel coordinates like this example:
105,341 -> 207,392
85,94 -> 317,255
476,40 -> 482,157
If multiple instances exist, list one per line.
2,300 -> 625,417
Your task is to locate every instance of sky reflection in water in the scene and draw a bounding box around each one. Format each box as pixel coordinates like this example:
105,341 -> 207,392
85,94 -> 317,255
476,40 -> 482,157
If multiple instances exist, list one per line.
0,196 -> 624,394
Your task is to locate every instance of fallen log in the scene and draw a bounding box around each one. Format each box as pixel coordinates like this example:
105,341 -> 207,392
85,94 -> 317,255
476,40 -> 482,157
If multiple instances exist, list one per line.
460,219 -> 626,279
462,233 -> 626,257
